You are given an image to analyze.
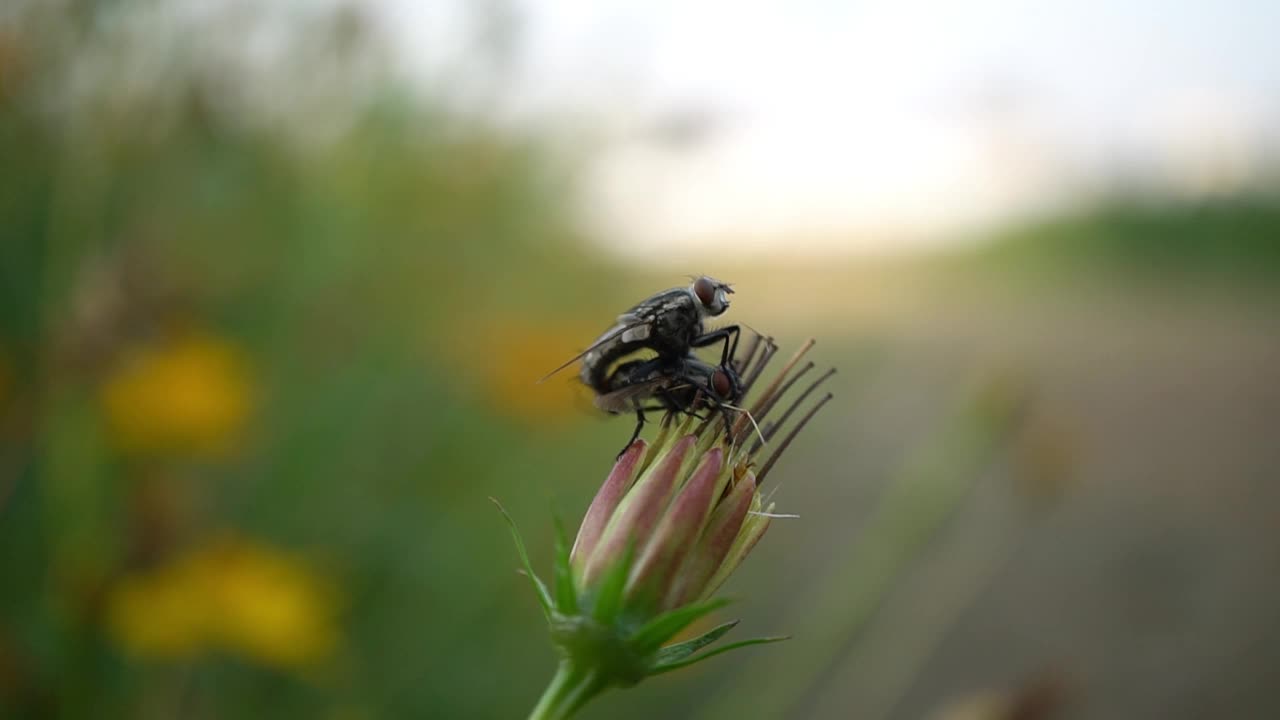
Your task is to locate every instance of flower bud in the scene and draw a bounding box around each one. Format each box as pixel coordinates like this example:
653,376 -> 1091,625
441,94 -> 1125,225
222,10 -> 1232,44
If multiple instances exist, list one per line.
500,338 -> 834,719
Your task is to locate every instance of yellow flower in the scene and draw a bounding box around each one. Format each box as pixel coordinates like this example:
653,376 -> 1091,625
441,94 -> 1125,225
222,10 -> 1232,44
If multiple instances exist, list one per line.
106,558 -> 212,657
0,348 -> 10,408
204,539 -> 339,667
443,318 -> 595,424
100,333 -> 252,456
107,536 -> 339,669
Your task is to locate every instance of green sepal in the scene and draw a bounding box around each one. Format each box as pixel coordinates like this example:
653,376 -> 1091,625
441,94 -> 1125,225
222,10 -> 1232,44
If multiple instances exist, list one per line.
650,619 -> 739,667
591,540 -> 635,625
629,596 -> 731,656
552,514 -> 579,615
649,635 -> 790,675
491,497 -> 553,621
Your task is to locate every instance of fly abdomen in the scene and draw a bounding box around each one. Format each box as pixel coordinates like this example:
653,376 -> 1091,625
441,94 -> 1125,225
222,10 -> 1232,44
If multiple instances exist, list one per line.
581,338 -> 660,395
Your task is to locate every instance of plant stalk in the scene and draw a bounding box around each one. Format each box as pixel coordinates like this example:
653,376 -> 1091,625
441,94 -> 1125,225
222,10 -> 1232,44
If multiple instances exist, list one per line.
528,661 -> 604,720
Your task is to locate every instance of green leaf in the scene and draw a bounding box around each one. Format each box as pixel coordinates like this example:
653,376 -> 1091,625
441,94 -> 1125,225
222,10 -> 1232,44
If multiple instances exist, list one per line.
491,497 -> 553,621
592,540 -> 634,624
552,514 -> 579,615
629,597 -> 731,655
649,635 -> 790,675
651,620 -> 739,667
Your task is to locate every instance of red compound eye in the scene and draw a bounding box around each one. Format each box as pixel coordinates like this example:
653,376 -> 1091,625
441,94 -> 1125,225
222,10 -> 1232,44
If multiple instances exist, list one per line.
693,276 -> 716,308
711,369 -> 733,399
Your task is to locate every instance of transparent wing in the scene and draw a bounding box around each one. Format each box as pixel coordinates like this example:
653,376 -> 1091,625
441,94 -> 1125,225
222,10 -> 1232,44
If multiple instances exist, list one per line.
593,377 -> 696,413
536,322 -> 634,384
536,287 -> 691,384
537,308 -> 673,385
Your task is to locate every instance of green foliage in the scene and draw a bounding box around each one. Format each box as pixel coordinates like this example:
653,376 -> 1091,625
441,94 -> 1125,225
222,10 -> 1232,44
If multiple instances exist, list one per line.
494,500 -> 554,621
5,4 -> 1272,719
552,515 -> 580,616
0,3 -> 624,718
968,195 -> 1280,283
650,619 -> 741,667
628,597 -> 731,656
590,543 -> 634,626
649,634 -> 790,676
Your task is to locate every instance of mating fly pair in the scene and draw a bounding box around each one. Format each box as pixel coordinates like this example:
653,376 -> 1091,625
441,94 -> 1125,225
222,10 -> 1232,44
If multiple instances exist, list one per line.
540,276 -> 756,451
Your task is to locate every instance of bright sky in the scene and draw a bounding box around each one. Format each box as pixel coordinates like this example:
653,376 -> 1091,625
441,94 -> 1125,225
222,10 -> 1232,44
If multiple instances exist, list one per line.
377,0 -> 1280,256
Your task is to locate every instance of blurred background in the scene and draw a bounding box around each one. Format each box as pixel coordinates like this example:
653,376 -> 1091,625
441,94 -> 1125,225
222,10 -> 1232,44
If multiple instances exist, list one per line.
2,1 -> 1278,718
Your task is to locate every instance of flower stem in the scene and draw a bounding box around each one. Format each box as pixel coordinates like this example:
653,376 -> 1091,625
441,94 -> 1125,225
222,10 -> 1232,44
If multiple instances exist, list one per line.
528,661 -> 604,720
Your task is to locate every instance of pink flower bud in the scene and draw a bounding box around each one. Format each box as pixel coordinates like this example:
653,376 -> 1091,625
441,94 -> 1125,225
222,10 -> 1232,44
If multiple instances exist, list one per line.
624,448 -> 724,615
578,436 -> 695,591
570,440 -> 647,575
664,469 -> 757,610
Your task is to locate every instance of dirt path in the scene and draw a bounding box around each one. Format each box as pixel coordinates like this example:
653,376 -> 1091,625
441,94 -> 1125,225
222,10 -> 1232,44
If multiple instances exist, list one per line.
729,270 -> 1280,719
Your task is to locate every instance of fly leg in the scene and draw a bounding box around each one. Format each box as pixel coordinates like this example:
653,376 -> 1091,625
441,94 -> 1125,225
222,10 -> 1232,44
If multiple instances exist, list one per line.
617,402 -> 683,457
691,325 -> 741,368
657,386 -> 709,421
719,404 -> 738,448
619,404 -> 648,458
683,377 -> 737,444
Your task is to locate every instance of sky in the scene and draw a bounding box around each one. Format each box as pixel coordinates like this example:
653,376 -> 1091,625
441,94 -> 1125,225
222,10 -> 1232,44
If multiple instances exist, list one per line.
376,0 -> 1280,256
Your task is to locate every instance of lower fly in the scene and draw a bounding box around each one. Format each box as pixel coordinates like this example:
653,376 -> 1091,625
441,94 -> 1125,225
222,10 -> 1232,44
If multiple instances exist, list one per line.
595,353 -> 759,456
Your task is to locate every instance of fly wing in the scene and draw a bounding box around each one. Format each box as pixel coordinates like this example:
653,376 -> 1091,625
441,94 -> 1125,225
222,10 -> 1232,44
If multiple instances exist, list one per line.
536,323 -> 631,384
593,376 -> 697,413
536,288 -> 690,383
593,378 -> 665,413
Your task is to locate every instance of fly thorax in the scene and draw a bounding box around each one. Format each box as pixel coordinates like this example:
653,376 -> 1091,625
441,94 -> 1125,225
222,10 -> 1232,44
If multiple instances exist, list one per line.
619,324 -> 652,344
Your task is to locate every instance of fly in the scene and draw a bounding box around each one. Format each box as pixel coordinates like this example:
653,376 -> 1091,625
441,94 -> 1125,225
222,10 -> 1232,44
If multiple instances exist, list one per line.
594,353 -> 748,453
539,275 -> 742,397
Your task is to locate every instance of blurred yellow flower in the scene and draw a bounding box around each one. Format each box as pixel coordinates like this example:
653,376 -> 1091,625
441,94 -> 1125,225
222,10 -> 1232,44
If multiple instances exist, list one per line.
100,333 -> 252,456
107,536 -> 339,669
105,556 -> 211,658
209,540 -> 339,667
0,348 -> 10,408
447,318 -> 594,424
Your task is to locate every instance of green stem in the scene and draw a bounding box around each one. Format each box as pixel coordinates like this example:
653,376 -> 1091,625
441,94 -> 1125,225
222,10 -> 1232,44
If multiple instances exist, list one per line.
527,661 -> 605,720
